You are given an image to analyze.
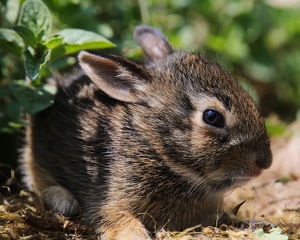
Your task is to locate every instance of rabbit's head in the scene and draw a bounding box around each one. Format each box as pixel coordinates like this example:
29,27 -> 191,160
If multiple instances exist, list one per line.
78,26 -> 272,197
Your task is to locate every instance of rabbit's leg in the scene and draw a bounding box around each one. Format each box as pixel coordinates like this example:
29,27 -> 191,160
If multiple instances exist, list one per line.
99,211 -> 151,240
21,150 -> 80,216
42,185 -> 80,217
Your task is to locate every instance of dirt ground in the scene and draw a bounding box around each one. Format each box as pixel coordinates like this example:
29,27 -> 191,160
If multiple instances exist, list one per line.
0,122 -> 300,239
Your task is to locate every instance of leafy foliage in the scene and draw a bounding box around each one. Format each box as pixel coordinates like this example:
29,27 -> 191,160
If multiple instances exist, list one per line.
9,80 -> 57,114
1,0 -> 300,134
0,0 -> 115,132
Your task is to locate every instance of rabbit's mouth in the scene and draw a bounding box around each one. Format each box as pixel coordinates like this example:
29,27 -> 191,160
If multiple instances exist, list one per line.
244,164 -> 262,178
233,165 -> 263,183
213,166 -> 263,189
203,164 -> 263,190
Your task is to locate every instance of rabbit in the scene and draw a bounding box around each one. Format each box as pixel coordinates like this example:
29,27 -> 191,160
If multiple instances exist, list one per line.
20,25 -> 272,239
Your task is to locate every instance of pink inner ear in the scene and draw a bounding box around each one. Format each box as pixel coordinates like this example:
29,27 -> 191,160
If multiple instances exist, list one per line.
146,34 -> 172,59
78,52 -> 118,77
134,26 -> 173,61
86,56 -> 119,79
78,51 -> 147,104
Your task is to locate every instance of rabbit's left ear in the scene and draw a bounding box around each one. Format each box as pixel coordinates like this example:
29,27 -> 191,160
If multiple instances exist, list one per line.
134,25 -> 173,61
78,51 -> 150,104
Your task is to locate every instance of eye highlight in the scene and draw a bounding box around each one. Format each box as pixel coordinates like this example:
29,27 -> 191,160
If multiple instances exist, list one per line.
203,110 -> 225,128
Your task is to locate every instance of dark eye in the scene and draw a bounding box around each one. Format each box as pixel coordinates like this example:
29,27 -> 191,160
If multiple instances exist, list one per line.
203,110 -> 225,128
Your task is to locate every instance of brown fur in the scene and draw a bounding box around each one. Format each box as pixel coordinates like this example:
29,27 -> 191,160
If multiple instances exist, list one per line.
20,25 -> 272,239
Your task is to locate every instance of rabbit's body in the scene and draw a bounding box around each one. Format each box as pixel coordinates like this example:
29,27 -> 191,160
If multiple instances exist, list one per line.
21,26 -> 272,239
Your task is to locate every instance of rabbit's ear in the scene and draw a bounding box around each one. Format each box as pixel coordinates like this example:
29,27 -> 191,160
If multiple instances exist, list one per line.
78,51 -> 150,104
134,25 -> 173,61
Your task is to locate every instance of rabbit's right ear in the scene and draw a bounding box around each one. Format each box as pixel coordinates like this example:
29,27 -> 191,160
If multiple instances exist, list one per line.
134,25 -> 173,61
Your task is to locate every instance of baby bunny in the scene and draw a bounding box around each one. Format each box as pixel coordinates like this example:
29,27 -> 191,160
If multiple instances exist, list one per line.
21,25 -> 272,239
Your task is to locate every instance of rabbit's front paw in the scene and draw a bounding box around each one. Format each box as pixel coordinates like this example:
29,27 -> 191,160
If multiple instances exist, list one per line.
42,185 -> 80,217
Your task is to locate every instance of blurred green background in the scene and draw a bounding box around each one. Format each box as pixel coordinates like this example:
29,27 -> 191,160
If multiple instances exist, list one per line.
1,0 -> 300,184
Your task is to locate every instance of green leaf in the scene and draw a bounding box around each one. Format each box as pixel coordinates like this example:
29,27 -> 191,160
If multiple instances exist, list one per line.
5,0 -> 21,23
6,99 -> 22,122
254,228 -> 264,238
51,29 -> 115,58
124,47 -> 144,59
0,87 -> 11,99
8,122 -> 23,129
253,228 -> 288,240
0,28 -> 25,57
48,56 -> 77,71
44,35 -> 64,49
43,85 -> 57,95
12,25 -> 37,48
265,119 -> 287,137
296,108 -> 300,121
8,80 -> 57,114
24,49 -> 51,81
18,0 -> 52,42
0,114 -> 12,133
